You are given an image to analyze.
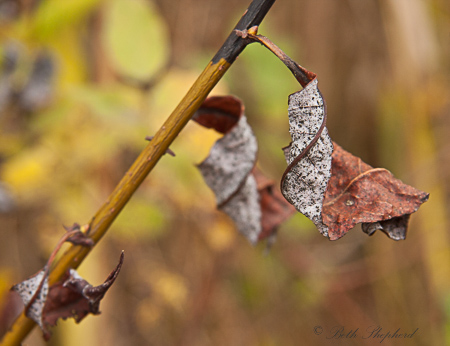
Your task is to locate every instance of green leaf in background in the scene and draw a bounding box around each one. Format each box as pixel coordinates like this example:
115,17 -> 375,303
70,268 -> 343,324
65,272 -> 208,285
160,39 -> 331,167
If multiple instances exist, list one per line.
102,0 -> 169,80
33,0 -> 102,40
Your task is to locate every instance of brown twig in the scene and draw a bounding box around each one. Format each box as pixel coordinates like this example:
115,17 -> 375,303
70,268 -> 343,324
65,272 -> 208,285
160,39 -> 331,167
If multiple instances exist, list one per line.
235,26 -> 316,87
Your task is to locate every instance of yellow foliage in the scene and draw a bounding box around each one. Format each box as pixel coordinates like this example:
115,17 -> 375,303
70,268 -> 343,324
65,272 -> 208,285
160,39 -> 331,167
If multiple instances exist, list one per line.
1,147 -> 54,197
47,29 -> 88,87
204,216 -> 236,252
150,270 -> 188,311
136,298 -> 162,329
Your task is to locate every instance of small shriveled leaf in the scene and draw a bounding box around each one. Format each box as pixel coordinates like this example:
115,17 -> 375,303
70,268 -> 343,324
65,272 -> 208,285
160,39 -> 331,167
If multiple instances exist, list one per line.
281,78 -> 333,237
323,143 -> 429,240
41,251 -> 124,340
11,251 -> 124,341
361,215 -> 411,241
11,266 -> 49,331
64,223 -> 94,247
194,96 -> 294,243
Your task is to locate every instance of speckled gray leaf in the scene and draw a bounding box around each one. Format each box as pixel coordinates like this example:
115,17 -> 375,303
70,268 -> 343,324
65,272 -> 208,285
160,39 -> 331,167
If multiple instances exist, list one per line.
281,78 -> 333,237
11,266 -> 49,330
198,114 -> 258,206
194,96 -> 259,243
219,173 -> 261,243
194,96 -> 294,244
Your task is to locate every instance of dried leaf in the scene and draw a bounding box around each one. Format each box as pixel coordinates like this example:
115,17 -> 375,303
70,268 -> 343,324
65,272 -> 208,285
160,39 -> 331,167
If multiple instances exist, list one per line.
278,73 -> 428,241
253,168 -> 296,241
233,30 -> 428,241
11,252 -> 124,340
281,78 -> 334,237
11,266 -> 49,331
361,215 -> 411,241
194,96 -> 257,206
194,96 -> 294,243
42,251 -> 124,340
63,223 -> 94,247
323,143 -> 429,240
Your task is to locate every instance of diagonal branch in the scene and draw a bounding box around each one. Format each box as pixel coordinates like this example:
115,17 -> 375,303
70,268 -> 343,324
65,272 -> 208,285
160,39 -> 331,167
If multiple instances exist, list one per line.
0,0 -> 276,344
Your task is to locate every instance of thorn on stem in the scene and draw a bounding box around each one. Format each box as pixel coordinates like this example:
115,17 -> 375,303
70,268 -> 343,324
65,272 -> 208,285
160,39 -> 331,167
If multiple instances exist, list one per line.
145,136 -> 176,157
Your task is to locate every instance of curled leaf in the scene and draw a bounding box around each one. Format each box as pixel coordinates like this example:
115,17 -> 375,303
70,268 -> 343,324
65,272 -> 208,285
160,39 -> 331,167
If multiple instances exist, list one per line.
235,30 -> 428,241
194,96 -> 294,243
42,251 -> 124,340
11,252 -> 124,340
281,77 -> 334,237
323,143 -> 429,240
194,96 -> 257,207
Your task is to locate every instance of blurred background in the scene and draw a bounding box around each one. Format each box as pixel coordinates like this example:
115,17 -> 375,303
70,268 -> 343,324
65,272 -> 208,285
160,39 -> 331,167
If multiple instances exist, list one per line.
0,0 -> 449,345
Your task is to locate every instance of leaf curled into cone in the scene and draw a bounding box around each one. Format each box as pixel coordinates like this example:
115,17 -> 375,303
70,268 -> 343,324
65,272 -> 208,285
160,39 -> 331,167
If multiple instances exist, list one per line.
323,143 -> 429,240
281,77 -> 334,237
193,96 -> 294,243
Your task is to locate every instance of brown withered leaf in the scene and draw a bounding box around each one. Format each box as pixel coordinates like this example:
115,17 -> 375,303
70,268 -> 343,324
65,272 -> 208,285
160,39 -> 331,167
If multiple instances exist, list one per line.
253,168 -> 296,241
194,96 -> 294,243
41,251 -> 124,340
323,143 -> 429,240
11,251 -> 124,341
10,223 -> 95,335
